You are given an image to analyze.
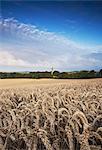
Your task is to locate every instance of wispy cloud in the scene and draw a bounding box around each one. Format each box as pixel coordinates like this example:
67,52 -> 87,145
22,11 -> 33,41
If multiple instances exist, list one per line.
85,52 -> 102,61
0,18 -> 102,71
0,51 -> 31,67
65,19 -> 76,24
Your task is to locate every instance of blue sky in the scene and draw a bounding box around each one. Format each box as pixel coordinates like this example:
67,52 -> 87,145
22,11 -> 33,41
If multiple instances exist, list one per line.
0,1 -> 102,71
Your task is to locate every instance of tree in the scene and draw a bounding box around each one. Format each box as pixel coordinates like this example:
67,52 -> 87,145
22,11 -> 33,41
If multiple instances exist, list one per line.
53,71 -> 60,76
99,69 -> 102,77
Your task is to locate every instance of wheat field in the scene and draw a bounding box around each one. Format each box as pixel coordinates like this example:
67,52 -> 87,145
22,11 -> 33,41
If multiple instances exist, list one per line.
0,79 -> 102,150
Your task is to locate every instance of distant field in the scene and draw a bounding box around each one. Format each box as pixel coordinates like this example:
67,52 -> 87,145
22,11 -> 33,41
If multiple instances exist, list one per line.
0,78 -> 102,89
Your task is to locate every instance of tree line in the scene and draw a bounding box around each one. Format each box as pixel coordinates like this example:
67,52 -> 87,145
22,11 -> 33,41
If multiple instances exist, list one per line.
0,69 -> 102,79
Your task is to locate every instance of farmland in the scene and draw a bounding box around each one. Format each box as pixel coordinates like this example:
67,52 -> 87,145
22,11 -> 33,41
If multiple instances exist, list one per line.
0,79 -> 102,150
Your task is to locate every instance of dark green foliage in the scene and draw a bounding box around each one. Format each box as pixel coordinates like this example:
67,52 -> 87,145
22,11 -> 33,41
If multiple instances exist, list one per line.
99,69 -> 102,77
53,71 -> 60,76
0,69 -> 102,79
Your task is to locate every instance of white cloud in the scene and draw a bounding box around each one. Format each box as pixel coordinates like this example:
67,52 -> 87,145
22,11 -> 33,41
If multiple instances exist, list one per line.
0,18 -> 102,71
0,51 -> 31,67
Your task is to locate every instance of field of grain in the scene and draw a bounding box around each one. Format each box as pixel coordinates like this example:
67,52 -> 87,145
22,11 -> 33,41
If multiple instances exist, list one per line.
0,79 -> 102,150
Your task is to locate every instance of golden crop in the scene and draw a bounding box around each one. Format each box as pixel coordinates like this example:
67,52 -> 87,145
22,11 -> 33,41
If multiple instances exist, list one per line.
0,79 -> 102,150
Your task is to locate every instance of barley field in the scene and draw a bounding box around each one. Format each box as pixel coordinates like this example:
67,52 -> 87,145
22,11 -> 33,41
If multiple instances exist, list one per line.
0,79 -> 102,150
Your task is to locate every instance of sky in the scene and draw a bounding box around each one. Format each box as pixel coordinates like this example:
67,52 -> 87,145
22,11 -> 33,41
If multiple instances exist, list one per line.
0,0 -> 102,72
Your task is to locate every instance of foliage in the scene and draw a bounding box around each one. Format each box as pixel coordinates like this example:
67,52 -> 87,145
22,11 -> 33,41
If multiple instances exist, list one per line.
0,69 -> 102,79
